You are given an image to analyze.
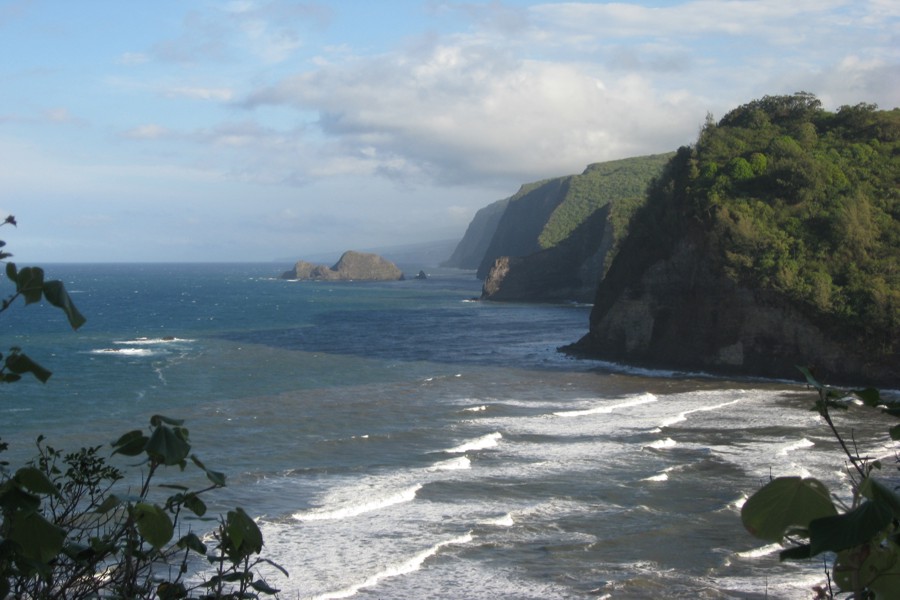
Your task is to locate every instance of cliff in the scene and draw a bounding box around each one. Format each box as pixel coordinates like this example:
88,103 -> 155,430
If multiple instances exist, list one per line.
282,251 -> 404,281
567,94 -> 900,387
442,199 -> 509,269
477,154 -> 672,302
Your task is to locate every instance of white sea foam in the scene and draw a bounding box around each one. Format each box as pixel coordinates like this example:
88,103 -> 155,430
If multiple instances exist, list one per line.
735,542 -> 784,559
643,438 -> 677,450
114,336 -> 194,345
778,438 -> 814,455
658,398 -> 743,428
463,405 -> 487,413
643,472 -> 669,482
445,432 -> 502,453
90,348 -> 156,356
553,393 -> 658,417
292,484 -> 422,521
427,456 -> 471,472
311,533 -> 474,599
481,513 -> 514,527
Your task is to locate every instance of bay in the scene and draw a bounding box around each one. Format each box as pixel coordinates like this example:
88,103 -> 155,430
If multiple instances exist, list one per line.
1,263 -> 893,599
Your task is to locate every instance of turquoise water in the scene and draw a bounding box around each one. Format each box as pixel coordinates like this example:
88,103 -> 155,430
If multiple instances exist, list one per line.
1,263 -> 892,598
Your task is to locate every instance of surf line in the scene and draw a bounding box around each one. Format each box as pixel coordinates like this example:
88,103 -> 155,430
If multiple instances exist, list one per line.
311,533 -> 474,600
656,398 -> 743,429
292,484 -> 422,522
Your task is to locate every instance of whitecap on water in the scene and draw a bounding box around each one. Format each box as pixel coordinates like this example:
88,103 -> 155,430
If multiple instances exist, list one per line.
292,483 -> 422,521
444,432 -> 502,453
553,393 -> 658,418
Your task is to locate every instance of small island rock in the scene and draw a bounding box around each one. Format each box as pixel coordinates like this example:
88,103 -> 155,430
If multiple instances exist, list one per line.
281,251 -> 405,282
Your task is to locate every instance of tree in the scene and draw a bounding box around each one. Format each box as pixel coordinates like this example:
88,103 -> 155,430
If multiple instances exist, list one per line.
0,218 -> 286,598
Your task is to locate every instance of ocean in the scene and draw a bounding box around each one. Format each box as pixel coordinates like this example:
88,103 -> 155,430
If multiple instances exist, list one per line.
1,263 -> 894,599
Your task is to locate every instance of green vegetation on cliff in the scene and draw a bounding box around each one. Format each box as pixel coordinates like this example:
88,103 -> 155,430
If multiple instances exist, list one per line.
538,154 -> 674,252
627,93 -> 899,355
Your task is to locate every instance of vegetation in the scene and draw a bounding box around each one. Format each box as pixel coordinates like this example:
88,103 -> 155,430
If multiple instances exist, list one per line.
620,93 -> 899,359
741,368 -> 900,598
0,219 -> 284,598
536,153 -> 673,250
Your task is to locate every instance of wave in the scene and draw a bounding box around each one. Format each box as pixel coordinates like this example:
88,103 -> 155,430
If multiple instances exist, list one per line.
90,348 -> 157,356
657,398 -> 743,428
311,533 -> 473,599
481,513 -> 514,527
553,393 -> 657,418
114,336 -> 195,345
735,542 -> 783,559
462,405 -> 488,413
643,438 -> 677,450
777,438 -> 814,456
427,456 -> 471,472
444,432 -> 502,453
292,484 -> 422,522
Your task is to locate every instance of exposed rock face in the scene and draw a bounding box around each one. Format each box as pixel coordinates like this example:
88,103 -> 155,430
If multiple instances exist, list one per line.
566,235 -> 891,385
476,178 -> 569,279
481,206 -> 614,303
282,251 -> 404,281
442,199 -> 509,270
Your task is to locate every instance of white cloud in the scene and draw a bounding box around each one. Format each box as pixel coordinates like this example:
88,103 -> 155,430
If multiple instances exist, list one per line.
165,86 -> 235,101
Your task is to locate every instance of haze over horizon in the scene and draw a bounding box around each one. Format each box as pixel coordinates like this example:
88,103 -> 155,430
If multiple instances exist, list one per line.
1,0 -> 898,263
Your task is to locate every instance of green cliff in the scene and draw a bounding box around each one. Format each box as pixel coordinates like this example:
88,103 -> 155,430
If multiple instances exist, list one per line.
569,93 -> 900,386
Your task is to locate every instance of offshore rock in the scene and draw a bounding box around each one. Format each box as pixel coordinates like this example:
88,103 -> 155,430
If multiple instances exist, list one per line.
282,251 -> 404,281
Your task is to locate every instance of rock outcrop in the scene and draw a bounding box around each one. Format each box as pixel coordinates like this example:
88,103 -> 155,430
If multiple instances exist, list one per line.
282,251 -> 404,281
480,206 -> 614,303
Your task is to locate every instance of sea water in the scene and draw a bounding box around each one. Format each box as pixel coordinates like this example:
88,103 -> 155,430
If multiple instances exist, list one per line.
1,263 -> 895,599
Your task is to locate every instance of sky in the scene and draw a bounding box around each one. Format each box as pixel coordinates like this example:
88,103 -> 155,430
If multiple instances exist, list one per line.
1,1 -> 898,263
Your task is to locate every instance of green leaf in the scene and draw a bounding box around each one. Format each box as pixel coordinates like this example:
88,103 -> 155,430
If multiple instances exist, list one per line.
184,493 -> 207,517
8,510 -> 66,563
146,424 -> 191,466
225,507 -> 263,560
14,466 -> 59,496
861,477 -> 900,519
5,352 -> 52,383
5,261 -> 17,283
111,430 -> 149,457
42,280 -> 87,330
177,532 -> 207,555
890,425 -> 900,441
150,415 -> 185,427
809,500 -> 893,555
251,579 -> 281,595
741,476 -> 837,541
853,387 -> 883,408
15,266 -> 44,304
133,502 -> 174,550
95,494 -> 122,514
796,365 -> 823,389
779,544 -> 812,560
191,454 -> 226,486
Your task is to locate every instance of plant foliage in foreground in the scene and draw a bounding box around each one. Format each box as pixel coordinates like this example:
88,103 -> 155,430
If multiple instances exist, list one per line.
0,218 -> 286,598
741,367 -> 900,598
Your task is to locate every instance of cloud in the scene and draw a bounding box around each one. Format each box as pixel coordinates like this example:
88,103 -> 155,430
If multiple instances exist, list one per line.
124,124 -> 170,140
165,86 -> 235,101
243,37 -> 701,186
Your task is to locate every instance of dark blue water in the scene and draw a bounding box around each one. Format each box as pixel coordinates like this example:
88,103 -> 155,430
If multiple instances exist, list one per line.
1,263 -> 891,598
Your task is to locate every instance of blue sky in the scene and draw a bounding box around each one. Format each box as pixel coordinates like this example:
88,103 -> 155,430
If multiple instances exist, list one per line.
1,0 -> 898,263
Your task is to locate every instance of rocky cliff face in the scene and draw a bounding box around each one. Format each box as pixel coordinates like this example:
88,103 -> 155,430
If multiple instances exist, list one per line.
282,251 -> 404,281
567,232 -> 894,385
480,206 -> 613,303
476,178 -> 570,279
442,199 -> 509,270
475,154 -> 672,302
